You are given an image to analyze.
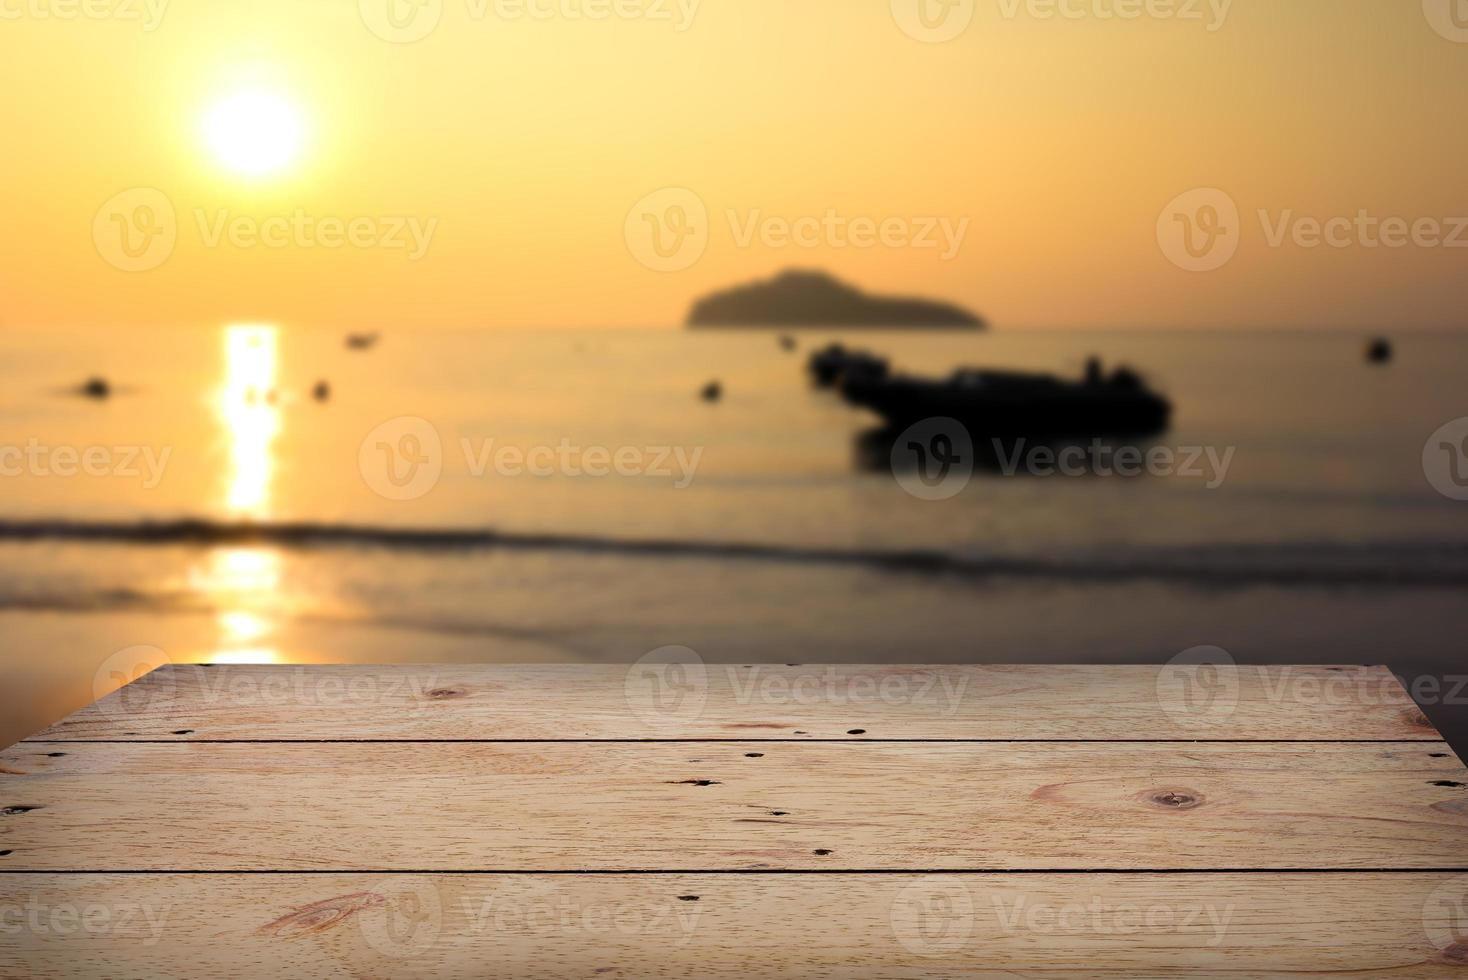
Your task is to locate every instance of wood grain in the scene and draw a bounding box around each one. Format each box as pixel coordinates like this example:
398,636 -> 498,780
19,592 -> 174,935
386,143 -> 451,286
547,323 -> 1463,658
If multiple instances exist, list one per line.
3,741 -> 1464,871
25,663 -> 1437,742
7,664 -> 1463,976
3,873 -> 1466,978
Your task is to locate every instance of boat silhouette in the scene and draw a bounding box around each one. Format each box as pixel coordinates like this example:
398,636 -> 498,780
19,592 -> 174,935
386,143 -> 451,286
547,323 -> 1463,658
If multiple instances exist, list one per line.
807,344 -> 890,388
841,357 -> 1171,440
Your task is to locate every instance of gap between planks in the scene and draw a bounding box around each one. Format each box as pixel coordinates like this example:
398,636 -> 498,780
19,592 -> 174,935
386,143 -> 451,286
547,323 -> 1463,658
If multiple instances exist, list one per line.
21,737 -> 1455,743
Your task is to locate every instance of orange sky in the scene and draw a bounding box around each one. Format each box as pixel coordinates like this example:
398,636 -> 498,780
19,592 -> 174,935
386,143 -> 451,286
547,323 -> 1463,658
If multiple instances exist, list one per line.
2,0 -> 1467,330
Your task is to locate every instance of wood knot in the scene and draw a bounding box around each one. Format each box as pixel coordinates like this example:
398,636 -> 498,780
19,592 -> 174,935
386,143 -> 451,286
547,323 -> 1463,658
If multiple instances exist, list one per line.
1439,942 -> 1468,965
1432,796 -> 1468,818
1,805 -> 41,816
1140,789 -> 1204,811
256,892 -> 387,938
425,687 -> 468,700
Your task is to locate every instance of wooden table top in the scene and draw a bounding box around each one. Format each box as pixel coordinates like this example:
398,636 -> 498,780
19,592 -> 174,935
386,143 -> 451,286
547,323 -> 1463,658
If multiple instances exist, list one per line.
3,663 -> 1467,977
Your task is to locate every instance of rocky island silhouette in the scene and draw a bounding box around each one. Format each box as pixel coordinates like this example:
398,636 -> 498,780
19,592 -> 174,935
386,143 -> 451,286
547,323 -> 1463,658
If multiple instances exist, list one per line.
686,269 -> 983,329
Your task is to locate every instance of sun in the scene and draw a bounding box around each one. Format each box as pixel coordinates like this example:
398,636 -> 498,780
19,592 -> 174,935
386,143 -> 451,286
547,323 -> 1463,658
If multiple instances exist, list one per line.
203,89 -> 305,178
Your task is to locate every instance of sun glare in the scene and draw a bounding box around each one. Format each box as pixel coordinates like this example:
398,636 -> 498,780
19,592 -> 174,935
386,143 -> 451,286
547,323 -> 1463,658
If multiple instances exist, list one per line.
203,89 -> 304,177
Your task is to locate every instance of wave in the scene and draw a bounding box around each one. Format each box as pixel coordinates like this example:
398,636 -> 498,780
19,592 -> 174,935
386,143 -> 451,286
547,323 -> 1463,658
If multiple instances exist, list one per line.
0,518 -> 1465,590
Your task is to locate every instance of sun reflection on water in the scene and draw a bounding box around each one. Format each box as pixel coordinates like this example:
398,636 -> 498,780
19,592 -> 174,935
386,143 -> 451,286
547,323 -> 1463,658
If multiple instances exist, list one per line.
221,325 -> 281,516
197,325 -> 286,665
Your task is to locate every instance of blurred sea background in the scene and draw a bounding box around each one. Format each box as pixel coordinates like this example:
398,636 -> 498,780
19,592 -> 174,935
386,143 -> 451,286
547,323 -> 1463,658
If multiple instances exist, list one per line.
2,323 -> 1466,748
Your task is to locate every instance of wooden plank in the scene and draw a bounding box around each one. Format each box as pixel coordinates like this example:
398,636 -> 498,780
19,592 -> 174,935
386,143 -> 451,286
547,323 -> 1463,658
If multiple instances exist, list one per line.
25,663 -> 1437,742
3,742 -> 1464,871
2,873 -> 1466,978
